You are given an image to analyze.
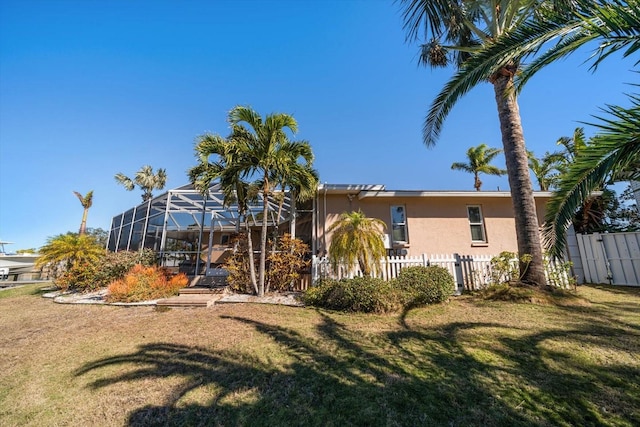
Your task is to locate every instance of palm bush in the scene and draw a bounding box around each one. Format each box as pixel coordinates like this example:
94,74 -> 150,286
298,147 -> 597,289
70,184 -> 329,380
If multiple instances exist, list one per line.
36,233 -> 104,279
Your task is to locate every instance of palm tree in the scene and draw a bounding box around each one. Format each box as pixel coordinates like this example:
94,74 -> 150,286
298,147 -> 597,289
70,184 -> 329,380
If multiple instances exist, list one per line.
73,190 -> 93,235
451,144 -> 506,191
189,107 -> 317,297
556,128 -> 587,163
270,141 -> 319,250
450,0 -> 639,255
227,106 -> 316,297
115,165 -> 167,202
328,210 -> 387,277
398,0 -> 570,286
35,233 -> 104,276
544,96 -> 640,255
527,151 -> 564,191
189,129 -> 262,295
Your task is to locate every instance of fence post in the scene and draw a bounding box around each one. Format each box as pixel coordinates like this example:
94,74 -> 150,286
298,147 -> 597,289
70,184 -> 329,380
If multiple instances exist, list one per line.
453,253 -> 463,295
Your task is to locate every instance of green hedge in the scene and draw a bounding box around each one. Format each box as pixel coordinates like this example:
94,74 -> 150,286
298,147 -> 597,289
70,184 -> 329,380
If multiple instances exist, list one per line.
304,266 -> 454,313
303,277 -> 402,313
396,265 -> 454,306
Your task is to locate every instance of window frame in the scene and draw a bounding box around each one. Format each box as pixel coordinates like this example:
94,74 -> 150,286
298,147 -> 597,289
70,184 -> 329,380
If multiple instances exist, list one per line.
466,205 -> 487,244
390,205 -> 409,245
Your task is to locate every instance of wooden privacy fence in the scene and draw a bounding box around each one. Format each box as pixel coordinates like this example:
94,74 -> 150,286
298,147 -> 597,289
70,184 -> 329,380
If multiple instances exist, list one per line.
308,253 -> 573,291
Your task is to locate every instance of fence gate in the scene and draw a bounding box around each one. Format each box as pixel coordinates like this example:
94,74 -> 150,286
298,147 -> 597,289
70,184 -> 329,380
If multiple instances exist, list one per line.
576,232 -> 640,286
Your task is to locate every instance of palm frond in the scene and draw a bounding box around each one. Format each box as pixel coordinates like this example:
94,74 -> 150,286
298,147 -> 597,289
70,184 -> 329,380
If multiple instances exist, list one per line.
543,94 -> 640,256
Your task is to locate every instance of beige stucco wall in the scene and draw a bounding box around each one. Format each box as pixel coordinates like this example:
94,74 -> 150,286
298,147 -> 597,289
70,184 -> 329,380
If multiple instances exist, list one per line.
316,192 -> 550,257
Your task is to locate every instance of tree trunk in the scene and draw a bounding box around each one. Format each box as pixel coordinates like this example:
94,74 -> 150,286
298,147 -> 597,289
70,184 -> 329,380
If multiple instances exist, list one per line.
258,178 -> 270,297
492,67 -> 547,287
245,221 -> 259,295
79,208 -> 88,235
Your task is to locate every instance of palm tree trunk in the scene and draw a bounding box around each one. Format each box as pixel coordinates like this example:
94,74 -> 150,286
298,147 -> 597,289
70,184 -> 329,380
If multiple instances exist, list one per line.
492,67 -> 547,287
258,178 -> 270,297
79,208 -> 88,235
245,220 -> 259,295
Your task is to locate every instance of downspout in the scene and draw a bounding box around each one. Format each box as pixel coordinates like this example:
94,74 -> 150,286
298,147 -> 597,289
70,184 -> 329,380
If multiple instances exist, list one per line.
312,191 -> 317,256
323,183 -> 327,256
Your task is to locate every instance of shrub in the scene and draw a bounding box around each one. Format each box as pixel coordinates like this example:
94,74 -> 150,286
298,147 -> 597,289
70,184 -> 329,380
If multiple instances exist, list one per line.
92,249 -> 158,288
395,265 -> 454,306
224,234 -> 254,294
489,251 -> 532,285
107,265 -> 188,303
54,262 -> 100,292
266,234 -> 310,292
52,248 -> 159,292
225,234 -> 311,294
303,277 -> 402,313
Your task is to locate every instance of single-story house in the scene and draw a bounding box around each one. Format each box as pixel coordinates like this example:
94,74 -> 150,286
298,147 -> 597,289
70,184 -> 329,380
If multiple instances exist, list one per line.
107,182 -> 552,276
315,184 -> 551,257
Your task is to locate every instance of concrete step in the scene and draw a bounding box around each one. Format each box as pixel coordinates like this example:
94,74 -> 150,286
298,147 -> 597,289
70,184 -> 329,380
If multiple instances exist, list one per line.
180,286 -> 227,295
156,294 -> 219,308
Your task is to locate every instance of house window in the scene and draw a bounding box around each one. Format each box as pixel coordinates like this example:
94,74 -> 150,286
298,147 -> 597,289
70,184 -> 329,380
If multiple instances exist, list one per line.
467,205 -> 487,243
391,205 -> 408,243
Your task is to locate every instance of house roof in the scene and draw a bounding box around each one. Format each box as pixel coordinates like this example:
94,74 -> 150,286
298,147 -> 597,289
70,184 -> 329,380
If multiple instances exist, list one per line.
317,183 -> 553,199
357,190 -> 554,199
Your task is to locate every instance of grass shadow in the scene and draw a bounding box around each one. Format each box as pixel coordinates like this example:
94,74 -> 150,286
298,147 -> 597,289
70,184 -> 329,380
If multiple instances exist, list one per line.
75,290 -> 639,426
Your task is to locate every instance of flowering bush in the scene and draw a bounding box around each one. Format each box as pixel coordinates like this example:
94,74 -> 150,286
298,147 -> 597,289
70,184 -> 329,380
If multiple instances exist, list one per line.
107,265 -> 188,303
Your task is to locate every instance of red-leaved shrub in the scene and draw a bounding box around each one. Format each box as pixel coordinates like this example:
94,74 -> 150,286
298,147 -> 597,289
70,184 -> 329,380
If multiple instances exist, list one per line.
107,265 -> 188,303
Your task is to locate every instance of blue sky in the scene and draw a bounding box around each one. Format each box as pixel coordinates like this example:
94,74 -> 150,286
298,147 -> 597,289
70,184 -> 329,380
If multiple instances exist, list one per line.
0,0 -> 635,251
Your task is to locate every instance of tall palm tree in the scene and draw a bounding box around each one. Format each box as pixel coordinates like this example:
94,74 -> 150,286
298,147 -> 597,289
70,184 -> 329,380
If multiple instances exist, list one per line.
270,140 -> 319,250
190,107 -> 316,297
328,210 -> 387,277
527,151 -> 564,191
189,129 -> 261,295
544,96 -> 640,255
227,106 -> 316,297
556,128 -> 587,163
73,190 -> 93,235
398,0 -> 572,286
451,144 -> 506,191
450,0 -> 639,255
115,165 -> 167,202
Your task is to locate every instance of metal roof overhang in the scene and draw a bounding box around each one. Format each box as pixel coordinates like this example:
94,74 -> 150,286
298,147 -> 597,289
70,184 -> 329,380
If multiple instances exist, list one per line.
357,190 -> 554,199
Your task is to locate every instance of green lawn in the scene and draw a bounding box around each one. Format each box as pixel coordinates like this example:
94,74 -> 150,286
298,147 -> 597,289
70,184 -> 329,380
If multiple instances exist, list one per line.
1,283 -> 638,426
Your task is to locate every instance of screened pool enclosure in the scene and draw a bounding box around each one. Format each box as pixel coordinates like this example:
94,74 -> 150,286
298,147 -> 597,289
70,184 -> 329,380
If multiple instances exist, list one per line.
107,183 -> 313,275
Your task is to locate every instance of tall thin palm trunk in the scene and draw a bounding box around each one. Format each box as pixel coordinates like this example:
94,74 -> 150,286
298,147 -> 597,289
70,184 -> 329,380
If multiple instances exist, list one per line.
258,177 -> 270,297
245,219 -> 259,295
492,68 -> 546,286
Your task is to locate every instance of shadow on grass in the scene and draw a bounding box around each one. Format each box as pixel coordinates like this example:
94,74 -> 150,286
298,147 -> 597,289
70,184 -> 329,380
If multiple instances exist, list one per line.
76,305 -> 639,426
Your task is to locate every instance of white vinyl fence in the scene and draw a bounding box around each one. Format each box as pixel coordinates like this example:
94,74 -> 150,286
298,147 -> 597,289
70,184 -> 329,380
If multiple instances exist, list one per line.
576,232 -> 640,286
312,253 -> 573,292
